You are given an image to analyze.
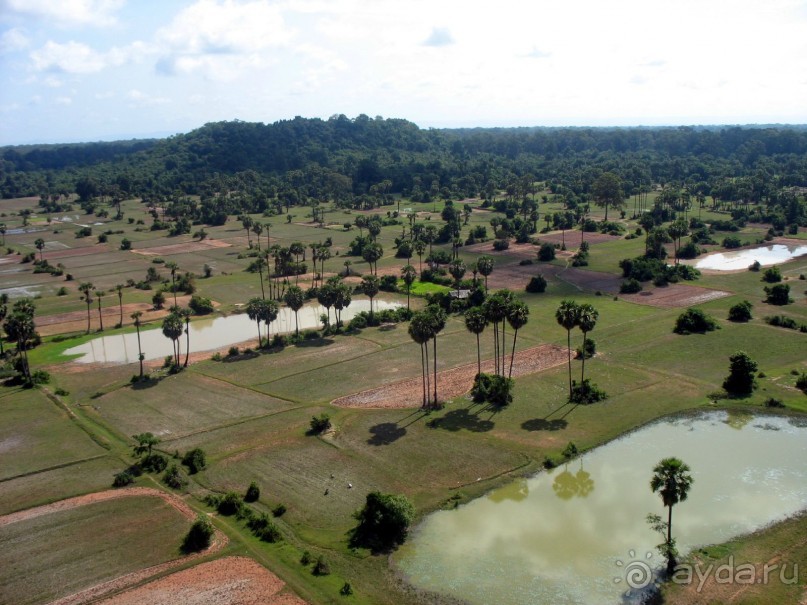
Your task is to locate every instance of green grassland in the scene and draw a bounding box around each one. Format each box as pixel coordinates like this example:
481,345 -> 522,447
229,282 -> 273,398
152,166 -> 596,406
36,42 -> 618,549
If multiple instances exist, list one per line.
1,193 -> 805,604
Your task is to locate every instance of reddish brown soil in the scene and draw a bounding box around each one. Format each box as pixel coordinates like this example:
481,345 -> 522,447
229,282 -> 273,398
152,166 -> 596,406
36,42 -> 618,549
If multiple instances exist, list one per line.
95,557 -> 308,605
618,284 -> 731,307
332,344 -> 568,409
131,239 -> 231,256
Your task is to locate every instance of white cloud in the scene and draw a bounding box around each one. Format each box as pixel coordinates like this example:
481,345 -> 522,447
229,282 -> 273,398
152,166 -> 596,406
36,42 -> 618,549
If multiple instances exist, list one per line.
55,96 -> 72,105
127,89 -> 170,106
29,40 -> 143,74
422,27 -> 454,47
0,27 -> 30,53
0,0 -> 125,27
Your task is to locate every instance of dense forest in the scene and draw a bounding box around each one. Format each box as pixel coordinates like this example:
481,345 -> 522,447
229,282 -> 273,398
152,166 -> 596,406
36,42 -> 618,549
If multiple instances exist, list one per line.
1,116 -> 806,227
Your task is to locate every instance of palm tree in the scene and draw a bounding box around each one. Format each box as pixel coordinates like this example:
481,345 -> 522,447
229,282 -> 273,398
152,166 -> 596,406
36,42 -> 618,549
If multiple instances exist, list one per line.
3,300 -> 35,383
261,299 -> 280,345
34,238 -> 45,262
246,297 -> 267,347
576,303 -> 598,383
96,290 -> 105,331
408,311 -> 433,408
241,215 -> 253,247
252,222 -> 263,250
319,245 -> 332,282
161,312 -> 184,369
253,255 -> 267,299
0,223 -> 6,246
131,310 -> 144,378
316,281 -> 337,328
506,300 -> 529,379
483,293 -> 508,376
555,300 -> 580,399
361,275 -> 380,319
362,242 -> 383,276
290,242 -> 304,284
448,259 -> 466,295
283,285 -> 305,337
650,458 -> 694,572
426,305 -> 447,405
115,284 -> 124,327
165,262 -> 179,307
181,308 -> 191,367
413,239 -> 426,273
401,264 -> 416,310
464,307 -> 488,376
79,282 -> 95,334
477,256 -> 494,293
332,280 -> 352,327
0,293 -> 8,357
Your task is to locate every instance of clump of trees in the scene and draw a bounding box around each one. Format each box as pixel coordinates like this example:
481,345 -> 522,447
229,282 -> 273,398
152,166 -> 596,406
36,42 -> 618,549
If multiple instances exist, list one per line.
350,491 -> 415,552
727,300 -> 753,322
673,308 -> 720,334
722,351 -> 758,396
181,515 -> 215,553
555,300 -> 605,403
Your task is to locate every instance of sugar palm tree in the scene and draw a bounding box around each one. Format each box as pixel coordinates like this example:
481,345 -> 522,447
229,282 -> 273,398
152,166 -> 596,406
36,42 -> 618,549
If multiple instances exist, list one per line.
477,256 -> 494,294
555,300 -> 580,398
161,312 -> 183,369
246,297 -> 267,347
4,301 -> 35,383
96,290 -> 105,331
79,282 -> 95,334
464,306 -> 488,376
165,262 -> 179,307
181,308 -> 191,367
448,259 -> 466,295
413,239 -> 426,273
361,275 -> 380,319
261,299 -> 280,345
34,238 -> 45,262
401,264 -> 416,310
483,293 -> 508,375
506,300 -> 529,378
283,285 -> 305,337
130,310 -> 144,378
650,458 -> 694,573
408,311 -> 433,408
576,303 -> 598,383
426,305 -> 447,405
115,284 -> 124,327
332,280 -> 352,327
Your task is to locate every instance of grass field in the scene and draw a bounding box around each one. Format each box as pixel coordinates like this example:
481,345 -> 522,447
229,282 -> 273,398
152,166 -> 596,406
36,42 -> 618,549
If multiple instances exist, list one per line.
1,193 -> 805,605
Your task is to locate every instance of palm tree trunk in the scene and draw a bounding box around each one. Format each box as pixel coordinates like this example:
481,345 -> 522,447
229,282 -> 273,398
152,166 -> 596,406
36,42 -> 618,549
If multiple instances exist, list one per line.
420,343 -> 427,408
493,322 -> 499,375
86,304 -> 91,333
294,310 -> 299,337
509,328 -> 518,379
259,269 -> 265,299
136,326 -> 143,378
184,324 -> 190,367
424,342 -> 431,407
256,320 -> 262,347
500,322 -> 506,378
581,331 -> 587,383
476,333 -> 481,376
98,300 -> 104,331
119,298 -> 123,327
567,329 -> 573,397
432,336 -> 438,405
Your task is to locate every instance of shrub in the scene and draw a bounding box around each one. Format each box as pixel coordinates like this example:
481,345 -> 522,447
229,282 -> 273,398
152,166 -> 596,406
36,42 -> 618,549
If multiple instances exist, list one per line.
340,582 -> 353,596
796,373 -> 807,393
379,274 -> 399,292
525,274 -> 547,293
749,260 -> 761,272
722,235 -> 742,248
674,308 -> 720,334
722,351 -> 758,396
300,551 -> 312,565
562,442 -> 579,459
762,266 -> 782,283
676,240 -> 701,259
764,315 -> 801,330
152,291 -> 166,309
182,448 -> 206,474
140,453 -> 168,473
313,556 -> 331,576
181,516 -> 214,553
120,238 -> 132,250
113,470 -> 135,487
764,284 -> 791,305
244,481 -> 260,503
575,338 -> 596,359
569,379 -> 608,404
309,413 -> 331,435
55,387 -> 69,396
227,346 -> 240,356
492,238 -> 510,251
163,464 -> 187,489
727,300 -> 753,322
538,242 -> 556,261
217,492 -> 243,516
620,278 -> 642,294
350,491 -> 415,551
272,504 -> 287,517
31,370 -> 50,385
471,373 -> 514,407
764,397 -> 785,408
189,295 -> 214,314
247,512 -> 282,542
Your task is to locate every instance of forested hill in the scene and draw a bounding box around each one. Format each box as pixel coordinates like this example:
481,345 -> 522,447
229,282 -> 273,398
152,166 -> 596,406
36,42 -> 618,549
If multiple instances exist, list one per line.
2,115 -> 807,201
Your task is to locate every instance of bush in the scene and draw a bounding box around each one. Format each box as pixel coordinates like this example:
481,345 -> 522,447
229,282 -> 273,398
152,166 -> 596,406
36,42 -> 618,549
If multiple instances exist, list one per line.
57,286 -> 68,296
340,582 -> 354,596
620,278 -> 643,294
749,260 -> 761,272
309,414 -> 331,435
525,274 -> 547,293
182,448 -> 206,474
764,397 -> 785,408
113,470 -> 135,487
796,373 -> 807,393
189,295 -> 214,314
762,266 -> 782,283
722,235 -> 742,248
247,512 -> 282,542
471,373 -> 514,407
162,464 -> 187,489
722,351 -> 758,396
244,481 -> 260,503
300,551 -> 312,565
227,346 -> 240,357
764,284 -> 791,305
141,453 -> 168,473
350,491 -> 415,551
575,338 -> 596,359
569,379 -> 608,404
727,300 -> 753,322
181,516 -> 214,553
31,370 -> 50,385
538,242 -> 556,261
217,492 -> 243,516
120,238 -> 132,250
379,274 -> 399,292
674,308 -> 720,334
313,556 -> 331,576
676,240 -> 701,259
492,238 -> 510,251
272,504 -> 287,517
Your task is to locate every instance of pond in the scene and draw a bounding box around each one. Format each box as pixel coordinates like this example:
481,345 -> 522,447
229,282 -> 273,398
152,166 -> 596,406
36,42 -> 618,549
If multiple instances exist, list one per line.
395,411 -> 807,605
694,243 -> 807,270
63,299 -> 401,364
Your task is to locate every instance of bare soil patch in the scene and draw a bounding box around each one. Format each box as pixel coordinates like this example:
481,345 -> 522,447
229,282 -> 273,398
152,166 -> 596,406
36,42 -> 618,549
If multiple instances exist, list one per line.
131,239 -> 231,256
96,556 -> 308,605
618,284 -> 731,308
43,244 -> 111,260
536,231 -> 620,247
332,344 -> 568,409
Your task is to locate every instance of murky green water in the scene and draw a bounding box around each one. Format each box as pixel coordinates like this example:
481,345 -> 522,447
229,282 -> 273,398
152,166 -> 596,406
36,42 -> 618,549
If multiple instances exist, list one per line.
64,299 -> 400,363
395,411 -> 807,605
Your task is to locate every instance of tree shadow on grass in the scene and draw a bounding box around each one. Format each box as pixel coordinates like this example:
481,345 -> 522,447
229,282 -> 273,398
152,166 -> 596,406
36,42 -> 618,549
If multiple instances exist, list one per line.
294,337 -> 335,348
130,376 -> 164,390
367,422 -> 407,446
521,418 -> 568,432
427,408 -> 494,432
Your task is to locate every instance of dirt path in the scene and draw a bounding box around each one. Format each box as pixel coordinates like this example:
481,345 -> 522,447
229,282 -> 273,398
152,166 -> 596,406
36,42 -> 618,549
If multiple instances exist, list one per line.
0,488 -> 229,605
332,343 -> 569,409
95,556 -> 308,605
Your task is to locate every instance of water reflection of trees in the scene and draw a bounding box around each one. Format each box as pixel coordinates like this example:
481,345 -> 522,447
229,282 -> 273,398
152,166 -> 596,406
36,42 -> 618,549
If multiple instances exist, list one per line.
552,459 -> 595,501
488,478 -> 529,503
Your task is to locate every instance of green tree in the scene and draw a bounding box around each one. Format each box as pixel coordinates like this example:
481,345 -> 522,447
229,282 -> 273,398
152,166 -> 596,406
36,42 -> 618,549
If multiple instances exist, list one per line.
483,291 -> 510,376
131,310 -> 144,378
413,238 -> 426,273
165,261 -> 179,307
79,282 -> 95,334
350,491 -> 415,552
591,172 -> 624,220
180,308 -> 191,367
722,351 -> 758,395
576,304 -> 598,384
246,297 -> 268,347
115,284 -> 124,327
464,307 -> 488,377
505,300 -> 529,379
448,259 -> 466,294
476,256 -> 495,293
401,264 -> 416,310
361,275 -> 380,319
764,283 -> 791,305
667,219 -> 689,265
362,242 -> 383,275
408,311 -> 434,408
555,300 -> 580,399
161,312 -> 183,369
132,432 -> 160,457
34,238 -> 45,262
283,285 -> 305,337
3,300 -> 36,383
426,305 -> 447,404
650,457 -> 694,573
181,515 -> 214,553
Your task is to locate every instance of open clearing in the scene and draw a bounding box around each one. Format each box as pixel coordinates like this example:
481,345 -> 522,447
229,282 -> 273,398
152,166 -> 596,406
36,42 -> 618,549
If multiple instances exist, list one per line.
130,239 -> 231,256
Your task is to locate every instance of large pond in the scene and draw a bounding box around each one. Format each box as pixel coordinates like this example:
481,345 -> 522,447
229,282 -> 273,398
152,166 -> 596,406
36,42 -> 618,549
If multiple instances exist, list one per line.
694,243 -> 807,270
64,299 -> 400,364
395,411 -> 807,605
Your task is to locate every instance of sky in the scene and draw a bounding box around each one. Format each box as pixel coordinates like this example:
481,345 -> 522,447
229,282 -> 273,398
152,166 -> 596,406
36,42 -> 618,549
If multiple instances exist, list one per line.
1,0 -> 806,145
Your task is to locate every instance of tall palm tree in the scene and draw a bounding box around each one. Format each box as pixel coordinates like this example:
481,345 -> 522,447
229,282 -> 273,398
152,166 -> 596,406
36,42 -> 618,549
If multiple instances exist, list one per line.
555,300 -> 580,398
464,306 -> 487,376
79,282 -> 95,334
246,297 -> 267,347
401,264 -> 416,310
130,310 -> 144,378
252,222 -> 263,251
332,281 -> 352,328
477,256 -> 494,294
165,261 -> 179,307
483,293 -> 507,376
448,259 -> 466,295
289,242 -> 304,284
506,300 -> 529,379
4,307 -> 35,383
115,284 -> 124,327
413,239 -> 426,273
241,215 -> 253,247
261,299 -> 280,345
34,238 -> 45,262
426,306 -> 447,405
283,285 -> 305,337
161,312 -> 183,369
361,275 -> 380,319
650,457 -> 694,572
181,308 -> 192,367
576,303 -> 598,383
408,311 -> 433,408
